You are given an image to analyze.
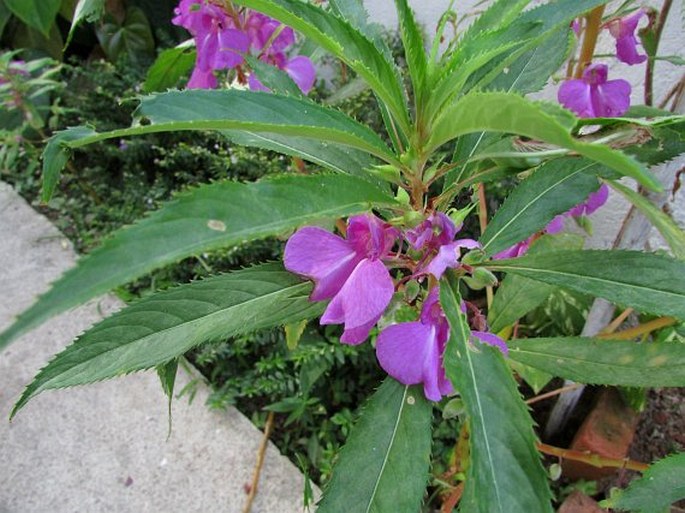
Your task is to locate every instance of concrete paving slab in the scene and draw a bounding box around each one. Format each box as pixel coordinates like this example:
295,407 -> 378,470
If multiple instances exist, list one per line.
0,182 -> 313,513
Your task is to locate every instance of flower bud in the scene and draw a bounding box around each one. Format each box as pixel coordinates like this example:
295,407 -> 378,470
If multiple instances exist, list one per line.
463,268 -> 498,290
461,248 -> 486,265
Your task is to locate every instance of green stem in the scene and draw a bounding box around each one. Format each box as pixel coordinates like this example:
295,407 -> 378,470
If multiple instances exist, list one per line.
645,0 -> 674,106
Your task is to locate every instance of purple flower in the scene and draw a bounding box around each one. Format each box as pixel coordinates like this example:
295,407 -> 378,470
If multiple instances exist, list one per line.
567,183 -> 609,217
405,212 -> 480,278
246,12 -> 295,54
173,0 -> 249,88
494,184 -> 609,260
248,54 -> 316,94
607,9 -> 648,65
558,63 -> 631,118
493,238 -> 532,260
187,66 -> 218,89
407,212 -> 479,279
406,212 -> 458,251
571,19 -> 581,36
284,214 -> 398,345
376,289 -> 508,401
376,289 -> 453,401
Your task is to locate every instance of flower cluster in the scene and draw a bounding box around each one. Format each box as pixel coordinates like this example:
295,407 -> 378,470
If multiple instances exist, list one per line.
558,9 -> 647,118
172,0 -> 315,93
284,213 -> 507,401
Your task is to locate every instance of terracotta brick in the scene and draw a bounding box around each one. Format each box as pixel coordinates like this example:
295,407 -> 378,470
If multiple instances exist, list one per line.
562,388 -> 639,480
558,491 -> 605,513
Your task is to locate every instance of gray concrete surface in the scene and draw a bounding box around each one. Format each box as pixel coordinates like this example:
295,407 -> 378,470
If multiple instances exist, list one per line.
0,182 -> 314,513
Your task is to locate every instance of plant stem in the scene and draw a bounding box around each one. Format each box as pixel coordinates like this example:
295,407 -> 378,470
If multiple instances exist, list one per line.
574,6 -> 606,78
536,442 -> 650,472
596,316 -> 678,340
440,482 -> 464,513
645,0 -> 674,106
600,308 -> 634,335
242,411 -> 276,513
526,383 -> 584,405
658,72 -> 685,110
477,183 -> 493,307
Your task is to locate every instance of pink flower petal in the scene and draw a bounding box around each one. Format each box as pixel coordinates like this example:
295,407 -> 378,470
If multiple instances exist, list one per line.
248,73 -> 269,92
608,9 -> 648,65
592,78 -> 631,117
472,331 -> 509,356
320,258 -> 394,344
616,35 -> 648,65
545,215 -> 565,234
347,214 -> 398,259
425,239 -> 480,279
284,227 -> 360,301
284,56 -> 316,94
558,79 -> 595,118
584,183 -> 609,215
376,322 -> 451,401
340,318 -> 378,346
187,66 -> 217,89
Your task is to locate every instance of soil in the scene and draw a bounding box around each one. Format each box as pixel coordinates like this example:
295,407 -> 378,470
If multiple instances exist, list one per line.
601,387 -> 685,510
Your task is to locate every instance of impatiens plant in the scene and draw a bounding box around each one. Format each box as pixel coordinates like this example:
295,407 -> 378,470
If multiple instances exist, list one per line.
2,0 -> 685,511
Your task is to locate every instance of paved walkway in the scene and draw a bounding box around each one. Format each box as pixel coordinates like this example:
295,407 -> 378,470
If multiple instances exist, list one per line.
0,182 -> 313,513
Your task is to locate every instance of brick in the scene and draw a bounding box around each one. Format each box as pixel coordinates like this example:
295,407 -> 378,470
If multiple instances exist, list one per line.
558,491 -> 605,513
562,388 -> 639,481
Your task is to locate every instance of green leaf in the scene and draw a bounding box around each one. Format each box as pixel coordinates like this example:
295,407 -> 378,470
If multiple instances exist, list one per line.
607,180 -> 685,260
480,158 -> 604,256
5,0 -> 60,36
627,122 -> 685,167
11,263 -> 322,417
509,360 -> 553,395
317,378 -> 432,513
157,359 -> 178,401
0,1 -> 12,37
326,0 -> 391,60
156,358 -> 178,436
221,130 -> 380,182
488,233 -> 585,333
285,319 -> 307,351
459,0 -> 529,39
66,0 -> 105,46
605,453 -> 685,513
95,7 -> 154,64
245,55 -> 303,97
480,157 -> 604,255
486,25 -> 572,95
9,22 -> 64,60
41,126 -> 97,202
131,91 -> 394,161
448,0 -> 607,99
440,0 -> 612,194
394,0 -> 428,110
515,0 -> 607,33
0,174 -> 396,349
509,337 -> 685,387
440,279 -> 552,513
484,250 -> 685,319
142,46 -> 196,93
429,93 -> 660,191
231,0 -> 410,135
41,89 -> 397,201
427,38 -> 525,124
